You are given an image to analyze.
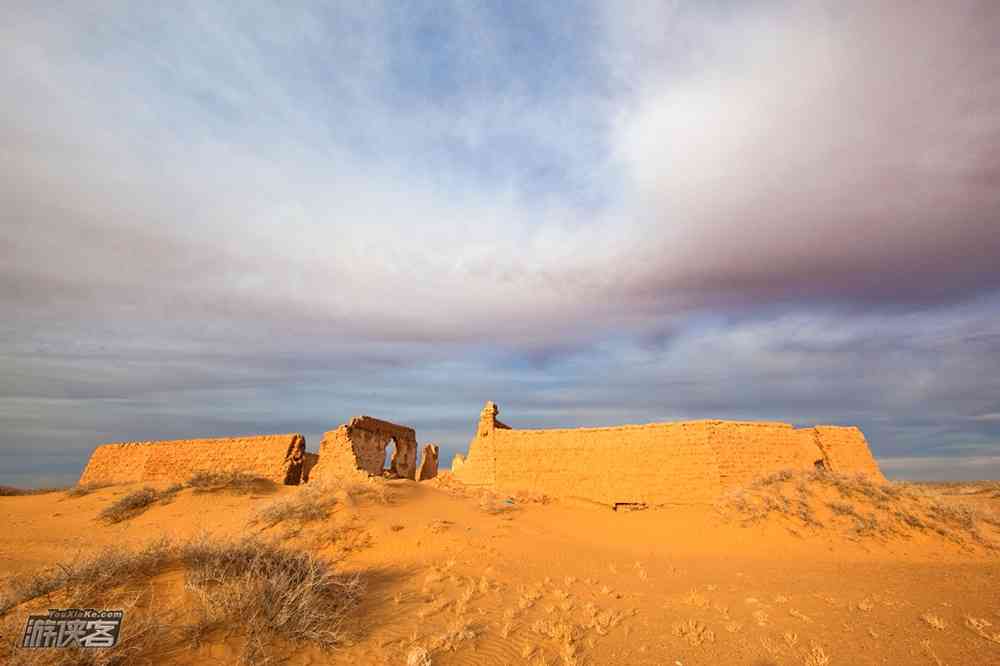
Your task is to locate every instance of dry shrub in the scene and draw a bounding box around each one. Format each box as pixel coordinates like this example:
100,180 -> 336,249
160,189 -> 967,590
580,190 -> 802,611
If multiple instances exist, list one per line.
97,484 -> 185,524
99,487 -> 172,524
64,482 -> 112,498
1,589 -> 172,666
718,469 -> 1000,549
0,486 -> 68,497
252,477 -> 386,529
186,470 -> 275,495
180,535 -> 362,656
1,535 -> 361,665
0,537 -> 172,615
253,485 -> 337,528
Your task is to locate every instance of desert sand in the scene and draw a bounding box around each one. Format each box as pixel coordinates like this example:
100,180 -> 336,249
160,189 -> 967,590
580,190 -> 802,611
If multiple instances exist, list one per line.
2,468 -> 1000,665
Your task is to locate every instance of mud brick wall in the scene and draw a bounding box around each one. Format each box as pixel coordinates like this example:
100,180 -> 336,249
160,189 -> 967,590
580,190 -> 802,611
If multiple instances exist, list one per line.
416,444 -> 440,481
814,426 -> 886,481
78,443 -> 154,485
78,434 -> 306,486
302,452 -> 320,482
452,402 -> 886,506
309,416 -> 419,483
451,403 -> 500,485
708,422 -> 824,490
492,422 -> 722,505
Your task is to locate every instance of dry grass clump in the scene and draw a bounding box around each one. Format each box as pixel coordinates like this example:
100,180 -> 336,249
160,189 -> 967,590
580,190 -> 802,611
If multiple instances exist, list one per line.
0,537 -> 172,615
98,485 -> 183,523
252,477 -> 388,529
186,470 -> 275,495
0,485 -> 67,496
1,535 -> 361,664
718,469 -> 1000,548
253,485 -> 338,527
64,482 -> 112,498
180,535 -> 362,656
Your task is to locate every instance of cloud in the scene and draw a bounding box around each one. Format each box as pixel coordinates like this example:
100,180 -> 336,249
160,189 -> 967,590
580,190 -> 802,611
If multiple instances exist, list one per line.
2,2 -> 999,485
606,1 -> 1000,310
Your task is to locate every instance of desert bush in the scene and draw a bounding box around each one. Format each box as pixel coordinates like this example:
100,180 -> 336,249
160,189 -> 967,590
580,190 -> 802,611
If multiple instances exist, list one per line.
64,482 -> 111,498
98,484 -> 183,523
252,483 -> 339,527
1,535 -> 361,664
0,537 -> 172,615
0,486 -> 67,497
753,470 -> 794,487
717,469 -> 999,549
186,470 -> 275,495
180,535 -> 362,654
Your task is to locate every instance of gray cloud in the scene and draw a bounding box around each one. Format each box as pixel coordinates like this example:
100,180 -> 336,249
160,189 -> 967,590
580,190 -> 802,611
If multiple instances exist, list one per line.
2,2 -> 999,485
608,1 -> 1000,310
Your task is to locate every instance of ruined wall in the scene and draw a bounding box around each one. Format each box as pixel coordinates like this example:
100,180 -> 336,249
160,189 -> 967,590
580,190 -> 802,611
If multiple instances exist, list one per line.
813,426 -> 886,481
492,421 -> 722,505
451,403 -> 501,486
452,402 -> 886,506
301,452 -> 320,483
77,443 -> 154,486
78,434 -> 306,486
309,416 -> 419,483
416,444 -> 440,481
708,422 -> 824,489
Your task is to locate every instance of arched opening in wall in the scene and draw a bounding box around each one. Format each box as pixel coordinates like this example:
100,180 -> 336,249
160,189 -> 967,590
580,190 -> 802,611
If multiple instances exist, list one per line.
383,437 -> 398,478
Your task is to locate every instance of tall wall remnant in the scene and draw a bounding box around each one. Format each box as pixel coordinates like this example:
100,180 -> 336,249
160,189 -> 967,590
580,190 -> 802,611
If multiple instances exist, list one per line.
309,416 -> 419,483
78,434 -> 307,486
416,443 -> 440,481
452,402 -> 885,506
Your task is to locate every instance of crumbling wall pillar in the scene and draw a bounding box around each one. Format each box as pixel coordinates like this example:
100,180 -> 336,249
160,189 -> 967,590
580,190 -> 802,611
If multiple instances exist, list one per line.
416,443 -> 440,481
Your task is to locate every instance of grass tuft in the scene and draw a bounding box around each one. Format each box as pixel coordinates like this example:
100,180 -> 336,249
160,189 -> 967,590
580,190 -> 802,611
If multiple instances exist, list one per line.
186,470 -> 276,495
718,469 -> 999,549
0,486 -> 68,497
98,485 -> 183,524
1,534 -> 361,664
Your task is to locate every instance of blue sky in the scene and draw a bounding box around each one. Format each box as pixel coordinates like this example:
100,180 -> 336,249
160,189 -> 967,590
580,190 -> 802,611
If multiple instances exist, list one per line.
3,1 -> 999,486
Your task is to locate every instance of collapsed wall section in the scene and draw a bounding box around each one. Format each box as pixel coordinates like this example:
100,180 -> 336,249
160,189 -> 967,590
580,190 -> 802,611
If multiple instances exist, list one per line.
309,416 -> 419,483
417,444 -> 440,481
451,402 -> 502,486
813,426 -> 886,481
301,452 -> 320,483
78,434 -> 307,486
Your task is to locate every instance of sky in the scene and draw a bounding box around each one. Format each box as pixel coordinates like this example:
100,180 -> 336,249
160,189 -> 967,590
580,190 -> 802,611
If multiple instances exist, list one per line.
3,1 -> 999,487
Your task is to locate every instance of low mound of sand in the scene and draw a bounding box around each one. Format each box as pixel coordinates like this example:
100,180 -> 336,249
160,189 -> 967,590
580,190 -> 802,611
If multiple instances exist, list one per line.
717,470 -> 1000,550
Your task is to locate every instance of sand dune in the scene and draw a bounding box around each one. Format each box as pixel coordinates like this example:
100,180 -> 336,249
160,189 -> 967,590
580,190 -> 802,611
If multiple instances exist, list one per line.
2,470 -> 999,665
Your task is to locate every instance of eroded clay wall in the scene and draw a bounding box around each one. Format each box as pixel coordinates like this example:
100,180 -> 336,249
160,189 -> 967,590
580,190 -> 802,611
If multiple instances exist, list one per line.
452,402 -> 886,506
302,452 -> 320,482
707,422 -> 824,489
491,422 -> 722,505
417,444 -> 439,481
78,434 -> 306,486
310,428 -> 366,482
309,416 -> 419,483
814,426 -> 886,481
78,443 -> 153,485
451,405 -> 498,486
